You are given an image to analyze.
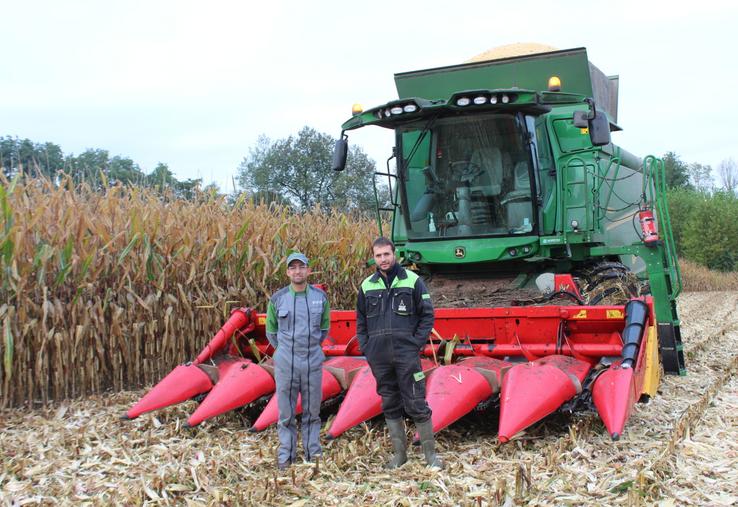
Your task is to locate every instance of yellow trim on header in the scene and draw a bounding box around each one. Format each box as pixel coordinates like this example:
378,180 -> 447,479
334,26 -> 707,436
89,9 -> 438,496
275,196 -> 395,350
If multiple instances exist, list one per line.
258,316 -> 267,326
641,325 -> 661,398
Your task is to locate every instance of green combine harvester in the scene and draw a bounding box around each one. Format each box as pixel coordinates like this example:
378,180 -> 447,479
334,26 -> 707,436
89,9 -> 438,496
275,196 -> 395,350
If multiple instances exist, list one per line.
333,46 -> 684,375
127,46 -> 685,441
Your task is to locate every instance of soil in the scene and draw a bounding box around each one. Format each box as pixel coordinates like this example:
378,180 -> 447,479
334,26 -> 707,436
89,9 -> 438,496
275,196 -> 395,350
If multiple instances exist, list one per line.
427,274 -> 578,307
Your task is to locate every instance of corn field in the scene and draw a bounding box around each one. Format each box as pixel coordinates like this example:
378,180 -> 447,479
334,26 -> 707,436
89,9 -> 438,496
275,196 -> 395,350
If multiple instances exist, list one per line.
0,177 -> 378,409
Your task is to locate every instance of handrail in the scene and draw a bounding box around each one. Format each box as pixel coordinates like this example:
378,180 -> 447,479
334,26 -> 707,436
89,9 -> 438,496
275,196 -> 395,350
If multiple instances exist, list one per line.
644,155 -> 682,299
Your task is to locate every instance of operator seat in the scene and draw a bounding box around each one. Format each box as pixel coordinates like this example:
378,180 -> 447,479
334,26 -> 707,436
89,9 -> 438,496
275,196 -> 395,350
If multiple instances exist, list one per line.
501,161 -> 533,231
467,146 -> 502,195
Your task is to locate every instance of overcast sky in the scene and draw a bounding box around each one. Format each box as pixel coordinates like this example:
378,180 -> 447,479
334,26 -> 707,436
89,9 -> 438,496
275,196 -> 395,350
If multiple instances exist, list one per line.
2,0 -> 737,192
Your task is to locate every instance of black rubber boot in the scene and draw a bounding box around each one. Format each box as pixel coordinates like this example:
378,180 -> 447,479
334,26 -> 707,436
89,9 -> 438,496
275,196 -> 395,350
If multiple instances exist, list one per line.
384,417 -> 408,469
416,419 -> 443,469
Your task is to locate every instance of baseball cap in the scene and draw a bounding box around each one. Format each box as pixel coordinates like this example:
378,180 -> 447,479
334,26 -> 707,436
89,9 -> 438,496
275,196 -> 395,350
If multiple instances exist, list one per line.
286,252 -> 309,266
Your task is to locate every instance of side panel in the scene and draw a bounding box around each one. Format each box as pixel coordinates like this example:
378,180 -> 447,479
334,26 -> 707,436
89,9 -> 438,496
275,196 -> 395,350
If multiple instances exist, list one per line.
562,158 -> 591,233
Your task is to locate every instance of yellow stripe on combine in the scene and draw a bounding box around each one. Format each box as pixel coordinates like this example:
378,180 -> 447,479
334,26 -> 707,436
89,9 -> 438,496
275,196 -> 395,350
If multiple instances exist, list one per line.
641,325 -> 661,399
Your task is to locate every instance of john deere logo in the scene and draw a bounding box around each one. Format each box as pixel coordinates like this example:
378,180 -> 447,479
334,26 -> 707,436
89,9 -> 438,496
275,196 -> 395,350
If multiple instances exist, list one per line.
454,247 -> 465,258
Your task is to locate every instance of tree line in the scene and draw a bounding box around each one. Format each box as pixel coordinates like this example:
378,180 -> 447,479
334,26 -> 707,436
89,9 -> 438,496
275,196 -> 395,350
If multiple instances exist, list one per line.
0,136 -> 207,200
1,128 -> 383,213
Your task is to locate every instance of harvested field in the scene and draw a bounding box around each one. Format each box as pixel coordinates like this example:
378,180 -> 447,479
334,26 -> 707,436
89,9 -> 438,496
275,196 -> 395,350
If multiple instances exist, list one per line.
1,291 -> 737,506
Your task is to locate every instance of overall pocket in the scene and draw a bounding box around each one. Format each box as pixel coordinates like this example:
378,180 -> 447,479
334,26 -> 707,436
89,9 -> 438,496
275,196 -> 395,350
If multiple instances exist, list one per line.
366,294 -> 382,318
278,308 -> 290,332
309,308 -> 323,333
391,289 -> 414,316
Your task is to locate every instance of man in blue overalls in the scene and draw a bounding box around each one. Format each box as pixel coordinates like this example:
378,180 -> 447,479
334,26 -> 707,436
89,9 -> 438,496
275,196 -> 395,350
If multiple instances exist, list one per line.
266,252 -> 330,470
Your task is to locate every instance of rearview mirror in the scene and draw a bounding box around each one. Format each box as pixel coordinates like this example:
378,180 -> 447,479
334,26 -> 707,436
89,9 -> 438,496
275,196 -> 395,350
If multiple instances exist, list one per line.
573,108 -> 611,146
588,110 -> 611,146
332,138 -> 348,171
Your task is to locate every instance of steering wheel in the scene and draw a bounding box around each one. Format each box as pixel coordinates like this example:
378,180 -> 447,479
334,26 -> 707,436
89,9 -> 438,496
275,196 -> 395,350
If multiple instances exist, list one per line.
449,160 -> 483,183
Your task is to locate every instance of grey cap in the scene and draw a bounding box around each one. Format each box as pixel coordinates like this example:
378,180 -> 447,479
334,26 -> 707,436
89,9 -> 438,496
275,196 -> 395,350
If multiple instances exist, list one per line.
286,252 -> 309,266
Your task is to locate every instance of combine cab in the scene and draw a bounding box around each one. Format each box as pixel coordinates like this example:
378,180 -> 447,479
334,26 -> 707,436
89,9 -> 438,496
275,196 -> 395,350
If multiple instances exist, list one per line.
126,47 -> 683,441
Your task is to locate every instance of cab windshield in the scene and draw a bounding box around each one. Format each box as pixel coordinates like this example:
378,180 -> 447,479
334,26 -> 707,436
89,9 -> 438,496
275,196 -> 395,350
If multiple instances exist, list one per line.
399,114 -> 535,239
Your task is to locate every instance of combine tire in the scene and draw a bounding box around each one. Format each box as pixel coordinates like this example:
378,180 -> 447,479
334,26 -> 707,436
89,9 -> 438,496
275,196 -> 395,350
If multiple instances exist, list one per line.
575,262 -> 641,305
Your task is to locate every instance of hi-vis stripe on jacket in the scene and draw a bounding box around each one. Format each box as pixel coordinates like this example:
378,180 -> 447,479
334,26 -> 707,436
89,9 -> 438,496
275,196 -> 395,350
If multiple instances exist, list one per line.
355,266 -> 434,359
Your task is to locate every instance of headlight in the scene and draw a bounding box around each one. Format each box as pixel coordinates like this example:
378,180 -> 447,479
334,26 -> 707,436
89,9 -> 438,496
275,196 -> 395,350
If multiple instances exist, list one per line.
403,104 -> 418,113
383,108 -> 391,117
473,96 -> 487,105
390,106 -> 403,115
456,97 -> 471,106
489,95 -> 498,104
501,94 -> 510,104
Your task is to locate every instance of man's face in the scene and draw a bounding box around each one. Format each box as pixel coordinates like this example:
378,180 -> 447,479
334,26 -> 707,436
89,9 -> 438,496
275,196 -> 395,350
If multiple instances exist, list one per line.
287,261 -> 310,285
373,244 -> 396,273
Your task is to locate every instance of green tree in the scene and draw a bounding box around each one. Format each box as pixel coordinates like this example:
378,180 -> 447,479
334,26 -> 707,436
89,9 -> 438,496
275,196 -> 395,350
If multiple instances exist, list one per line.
237,126 -> 381,213
661,151 -> 691,190
66,148 -> 110,186
666,188 -> 700,256
681,191 -> 738,271
0,136 -> 64,179
108,156 -> 146,186
146,162 -> 178,190
146,163 -> 202,199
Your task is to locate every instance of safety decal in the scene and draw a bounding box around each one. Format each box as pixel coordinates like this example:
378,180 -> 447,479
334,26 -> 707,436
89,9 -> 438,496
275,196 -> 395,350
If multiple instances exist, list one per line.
606,309 -> 624,319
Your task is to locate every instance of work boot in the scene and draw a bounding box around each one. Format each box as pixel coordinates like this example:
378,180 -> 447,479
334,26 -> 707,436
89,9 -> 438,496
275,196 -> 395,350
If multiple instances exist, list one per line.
416,419 -> 443,469
384,417 -> 408,469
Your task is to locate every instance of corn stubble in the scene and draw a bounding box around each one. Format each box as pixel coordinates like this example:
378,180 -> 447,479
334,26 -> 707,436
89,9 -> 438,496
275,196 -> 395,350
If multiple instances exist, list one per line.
0,177 -> 377,409
3,178 -> 738,505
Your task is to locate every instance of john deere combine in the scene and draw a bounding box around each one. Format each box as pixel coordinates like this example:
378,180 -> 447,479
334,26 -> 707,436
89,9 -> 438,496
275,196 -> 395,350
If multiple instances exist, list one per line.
125,47 -> 683,442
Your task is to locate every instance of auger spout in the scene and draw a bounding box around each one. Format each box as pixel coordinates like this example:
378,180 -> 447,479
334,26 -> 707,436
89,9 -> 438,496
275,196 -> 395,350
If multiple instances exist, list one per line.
193,308 -> 256,365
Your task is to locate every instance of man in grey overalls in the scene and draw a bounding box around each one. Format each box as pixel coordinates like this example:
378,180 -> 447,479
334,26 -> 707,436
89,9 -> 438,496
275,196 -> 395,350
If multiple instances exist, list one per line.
265,252 -> 330,470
